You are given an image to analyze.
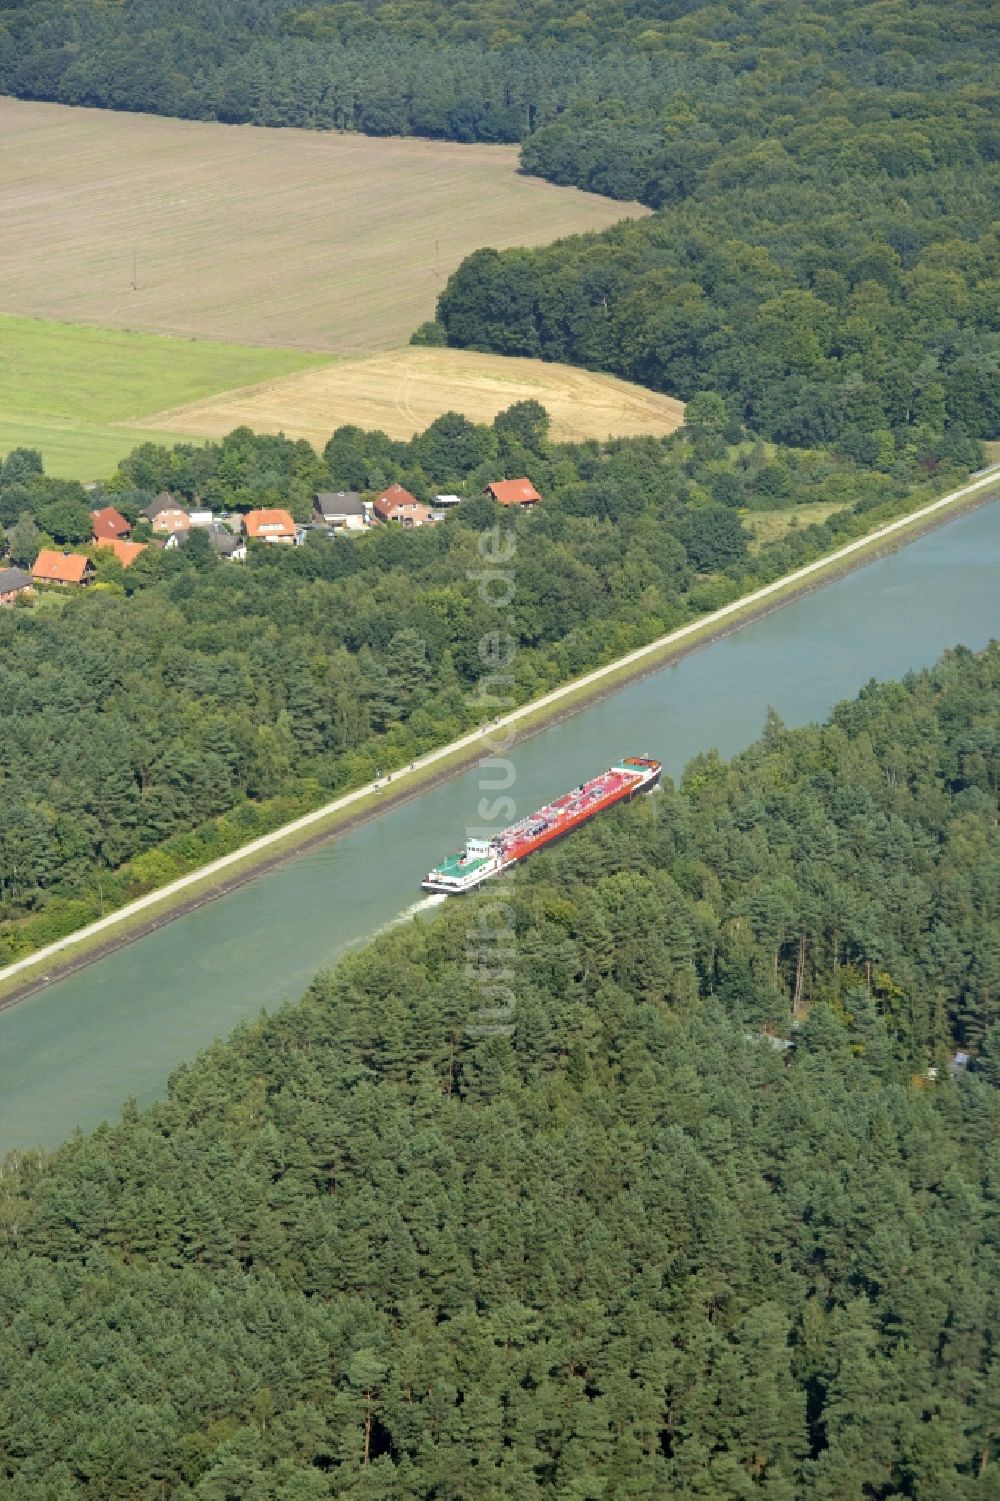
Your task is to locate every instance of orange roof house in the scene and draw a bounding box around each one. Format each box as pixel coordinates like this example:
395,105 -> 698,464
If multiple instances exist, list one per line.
90,505 -> 131,542
31,549 -> 95,586
484,478 -> 542,508
372,483 -> 434,526
96,537 -> 148,568
242,508 -> 297,544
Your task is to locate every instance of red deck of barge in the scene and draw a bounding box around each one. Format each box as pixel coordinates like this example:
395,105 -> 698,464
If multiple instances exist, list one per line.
499,766 -> 644,862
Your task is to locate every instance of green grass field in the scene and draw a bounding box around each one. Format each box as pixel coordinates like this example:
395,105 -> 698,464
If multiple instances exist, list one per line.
0,316 -> 329,478
0,411 -> 204,479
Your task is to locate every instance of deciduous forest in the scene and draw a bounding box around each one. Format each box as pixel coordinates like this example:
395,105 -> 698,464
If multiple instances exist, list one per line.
0,647 -> 997,1498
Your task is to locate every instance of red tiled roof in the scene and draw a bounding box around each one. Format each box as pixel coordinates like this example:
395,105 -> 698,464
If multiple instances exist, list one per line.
32,549 -> 93,584
96,538 -> 147,567
374,484 -> 432,523
90,505 -> 131,541
372,484 -> 417,517
485,478 -> 542,506
243,508 -> 296,538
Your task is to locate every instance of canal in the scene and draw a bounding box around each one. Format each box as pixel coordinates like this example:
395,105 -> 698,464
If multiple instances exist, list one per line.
1,501 -> 998,1152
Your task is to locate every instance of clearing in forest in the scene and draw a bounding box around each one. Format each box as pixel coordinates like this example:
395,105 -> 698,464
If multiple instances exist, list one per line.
0,98 -> 647,352
137,347 -> 687,446
743,502 -> 848,550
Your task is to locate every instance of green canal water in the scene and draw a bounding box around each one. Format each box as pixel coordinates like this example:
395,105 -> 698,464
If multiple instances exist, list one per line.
2,502 -> 998,1152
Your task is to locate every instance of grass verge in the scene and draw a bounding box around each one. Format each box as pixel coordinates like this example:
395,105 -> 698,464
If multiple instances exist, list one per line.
744,501 -> 846,550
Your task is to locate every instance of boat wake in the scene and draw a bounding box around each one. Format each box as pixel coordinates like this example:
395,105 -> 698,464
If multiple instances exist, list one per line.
378,893 -> 449,934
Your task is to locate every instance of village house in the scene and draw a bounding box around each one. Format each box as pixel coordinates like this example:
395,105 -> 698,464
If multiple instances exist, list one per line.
90,505 -> 131,542
314,491 -> 368,531
386,499 -> 435,527
96,538 -> 147,568
31,550 -> 95,586
145,492 -> 191,534
163,523 -> 247,559
0,566 -> 33,605
372,484 -> 435,527
484,477 -> 542,509
206,523 -> 247,560
242,508 -> 297,544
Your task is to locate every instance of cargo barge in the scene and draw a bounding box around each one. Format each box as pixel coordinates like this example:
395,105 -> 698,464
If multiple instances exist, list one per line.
421,756 -> 662,893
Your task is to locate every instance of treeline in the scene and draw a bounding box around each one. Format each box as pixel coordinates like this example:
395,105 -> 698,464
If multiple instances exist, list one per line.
0,404 -> 963,958
0,0 -> 714,143
0,647 -> 997,1497
0,0 -> 991,152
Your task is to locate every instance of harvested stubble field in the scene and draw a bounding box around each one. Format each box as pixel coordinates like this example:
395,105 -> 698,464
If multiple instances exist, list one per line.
0,98 -> 646,352
139,347 -> 687,445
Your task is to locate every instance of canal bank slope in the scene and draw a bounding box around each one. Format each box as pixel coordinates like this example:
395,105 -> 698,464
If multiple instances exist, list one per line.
1,465 -> 998,1010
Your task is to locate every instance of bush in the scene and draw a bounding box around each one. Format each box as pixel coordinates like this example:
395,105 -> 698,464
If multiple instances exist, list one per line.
410,320 -> 448,347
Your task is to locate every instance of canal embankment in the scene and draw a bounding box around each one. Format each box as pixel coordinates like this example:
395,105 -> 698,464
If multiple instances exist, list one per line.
0,464 -> 997,1012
